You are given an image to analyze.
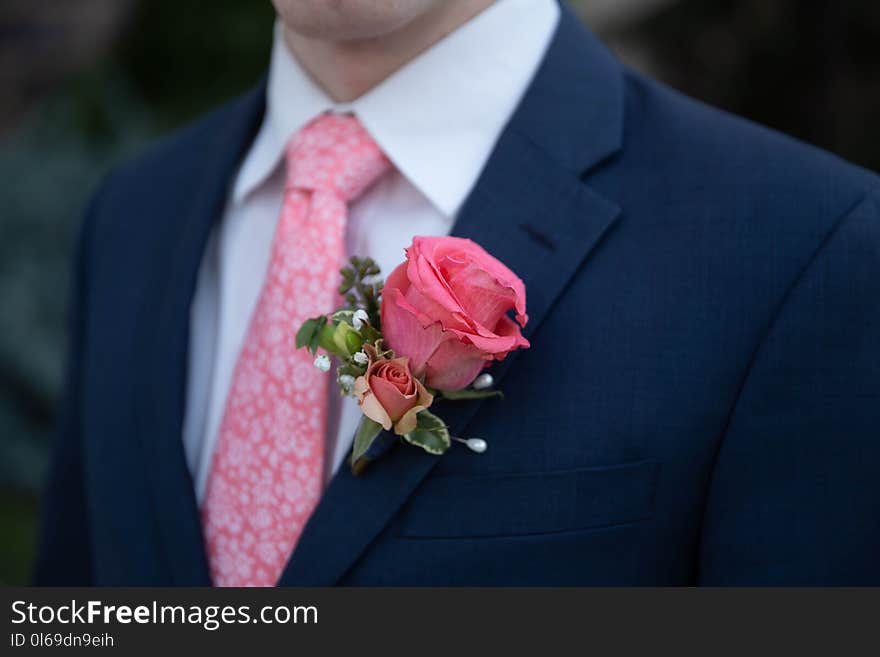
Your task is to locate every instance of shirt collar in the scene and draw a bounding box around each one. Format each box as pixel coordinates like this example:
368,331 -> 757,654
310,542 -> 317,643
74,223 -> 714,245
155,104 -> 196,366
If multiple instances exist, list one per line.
233,0 -> 560,217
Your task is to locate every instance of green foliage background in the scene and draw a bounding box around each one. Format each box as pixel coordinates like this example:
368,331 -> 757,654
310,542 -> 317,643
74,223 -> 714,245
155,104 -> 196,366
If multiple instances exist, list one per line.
0,1 -> 274,585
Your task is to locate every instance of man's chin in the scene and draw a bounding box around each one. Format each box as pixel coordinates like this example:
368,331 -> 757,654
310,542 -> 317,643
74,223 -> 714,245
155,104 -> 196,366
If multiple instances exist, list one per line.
271,0 -> 438,42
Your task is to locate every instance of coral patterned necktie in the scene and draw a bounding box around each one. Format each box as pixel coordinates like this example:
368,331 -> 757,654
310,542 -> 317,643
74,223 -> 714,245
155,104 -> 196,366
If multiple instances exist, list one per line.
202,113 -> 391,587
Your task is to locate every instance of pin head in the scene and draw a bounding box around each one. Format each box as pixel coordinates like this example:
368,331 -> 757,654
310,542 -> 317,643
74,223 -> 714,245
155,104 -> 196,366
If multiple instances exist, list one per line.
464,438 -> 488,453
472,373 -> 494,390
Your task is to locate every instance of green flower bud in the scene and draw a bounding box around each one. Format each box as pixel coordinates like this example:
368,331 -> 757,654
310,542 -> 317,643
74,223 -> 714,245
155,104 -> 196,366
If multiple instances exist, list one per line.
333,321 -> 364,357
317,323 -> 340,356
345,329 -> 364,355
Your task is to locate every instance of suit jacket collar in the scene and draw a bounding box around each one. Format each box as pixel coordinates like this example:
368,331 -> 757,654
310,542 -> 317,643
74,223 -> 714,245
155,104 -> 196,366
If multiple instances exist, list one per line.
135,3 -> 626,586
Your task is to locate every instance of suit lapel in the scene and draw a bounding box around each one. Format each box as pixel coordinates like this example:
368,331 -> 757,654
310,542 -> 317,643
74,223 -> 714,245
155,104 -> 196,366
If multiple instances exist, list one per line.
134,84 -> 266,585
279,7 -> 626,585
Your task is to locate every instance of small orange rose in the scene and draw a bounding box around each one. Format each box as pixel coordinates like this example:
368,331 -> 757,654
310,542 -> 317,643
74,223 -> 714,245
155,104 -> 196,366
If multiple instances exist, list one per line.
353,350 -> 434,435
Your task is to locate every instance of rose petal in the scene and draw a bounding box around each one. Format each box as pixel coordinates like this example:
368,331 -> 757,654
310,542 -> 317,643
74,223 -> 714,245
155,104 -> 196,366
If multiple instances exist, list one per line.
381,287 -> 446,376
445,326 -> 521,355
410,236 -> 528,330
424,338 -> 491,391
377,358 -> 415,395
489,314 -> 531,359
357,383 -> 393,431
394,404 -> 426,436
383,261 -> 410,296
406,254 -> 452,311
443,261 -> 518,329
370,375 -> 418,423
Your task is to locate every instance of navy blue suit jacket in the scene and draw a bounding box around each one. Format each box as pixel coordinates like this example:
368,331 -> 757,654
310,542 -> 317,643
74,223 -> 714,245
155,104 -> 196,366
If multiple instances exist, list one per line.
35,7 -> 880,585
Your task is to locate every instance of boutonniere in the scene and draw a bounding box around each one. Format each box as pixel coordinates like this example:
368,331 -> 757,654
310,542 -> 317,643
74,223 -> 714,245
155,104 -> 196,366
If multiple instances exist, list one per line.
296,236 -> 529,474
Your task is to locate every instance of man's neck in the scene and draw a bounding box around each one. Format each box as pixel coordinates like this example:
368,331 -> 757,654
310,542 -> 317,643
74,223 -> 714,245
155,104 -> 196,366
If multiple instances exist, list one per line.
281,0 -> 495,103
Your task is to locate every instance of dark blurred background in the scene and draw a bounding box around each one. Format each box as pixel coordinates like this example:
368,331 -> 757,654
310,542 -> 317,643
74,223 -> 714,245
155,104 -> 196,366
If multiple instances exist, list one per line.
0,0 -> 877,585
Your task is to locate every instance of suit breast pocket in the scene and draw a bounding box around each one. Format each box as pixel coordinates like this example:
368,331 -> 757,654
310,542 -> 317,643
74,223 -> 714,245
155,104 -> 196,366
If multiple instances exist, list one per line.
394,460 -> 659,539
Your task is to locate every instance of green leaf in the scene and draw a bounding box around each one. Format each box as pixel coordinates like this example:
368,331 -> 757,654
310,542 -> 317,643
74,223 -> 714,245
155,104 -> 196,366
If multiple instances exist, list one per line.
309,326 -> 324,355
294,318 -> 318,349
295,316 -> 327,355
339,257 -> 385,321
350,417 -> 384,467
403,410 -> 451,455
339,268 -> 356,294
360,324 -> 383,346
337,362 -> 366,379
440,389 -> 504,401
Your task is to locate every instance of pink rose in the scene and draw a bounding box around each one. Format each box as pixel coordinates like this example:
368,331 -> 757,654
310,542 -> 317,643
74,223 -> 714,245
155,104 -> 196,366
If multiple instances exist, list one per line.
381,236 -> 529,391
354,351 -> 434,435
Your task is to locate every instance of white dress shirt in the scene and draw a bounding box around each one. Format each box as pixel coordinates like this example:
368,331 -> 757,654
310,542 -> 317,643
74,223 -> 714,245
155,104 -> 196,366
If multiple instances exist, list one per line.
183,0 -> 560,502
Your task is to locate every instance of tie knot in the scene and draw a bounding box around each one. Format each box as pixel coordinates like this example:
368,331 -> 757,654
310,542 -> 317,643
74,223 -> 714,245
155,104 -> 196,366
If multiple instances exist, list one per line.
285,113 -> 391,202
